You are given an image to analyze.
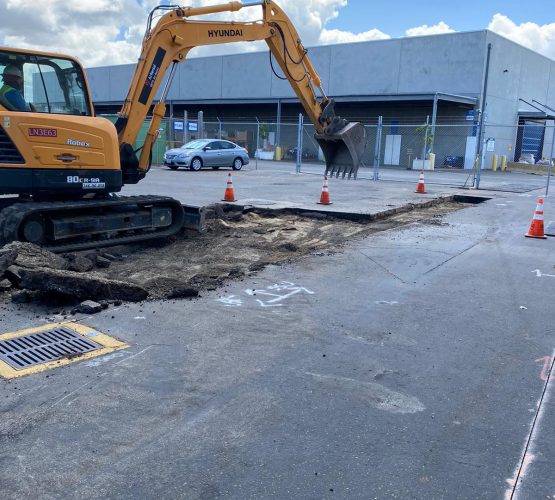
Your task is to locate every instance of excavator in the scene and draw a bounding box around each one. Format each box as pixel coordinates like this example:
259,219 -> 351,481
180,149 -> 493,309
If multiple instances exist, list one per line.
0,0 -> 366,252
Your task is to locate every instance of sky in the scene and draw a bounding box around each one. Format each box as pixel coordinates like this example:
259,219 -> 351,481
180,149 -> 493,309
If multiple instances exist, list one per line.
0,0 -> 554,67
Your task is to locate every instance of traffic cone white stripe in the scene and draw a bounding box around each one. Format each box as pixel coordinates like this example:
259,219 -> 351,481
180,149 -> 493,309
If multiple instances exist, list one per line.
318,176 -> 332,205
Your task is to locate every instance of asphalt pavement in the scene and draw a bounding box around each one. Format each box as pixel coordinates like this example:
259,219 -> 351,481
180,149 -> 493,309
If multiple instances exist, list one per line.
0,165 -> 554,499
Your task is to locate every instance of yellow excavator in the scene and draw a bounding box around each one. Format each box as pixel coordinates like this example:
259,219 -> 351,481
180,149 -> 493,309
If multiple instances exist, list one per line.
0,0 -> 366,251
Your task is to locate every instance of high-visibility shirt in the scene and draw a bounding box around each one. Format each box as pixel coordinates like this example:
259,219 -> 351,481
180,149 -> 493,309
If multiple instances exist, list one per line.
0,84 -> 27,112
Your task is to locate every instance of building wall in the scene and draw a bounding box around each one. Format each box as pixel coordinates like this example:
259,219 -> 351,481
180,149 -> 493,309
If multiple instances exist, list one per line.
483,31 -> 555,164
86,31 -> 488,104
85,29 -> 555,167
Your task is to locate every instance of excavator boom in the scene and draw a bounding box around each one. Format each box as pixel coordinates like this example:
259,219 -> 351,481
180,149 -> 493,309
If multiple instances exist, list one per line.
116,0 -> 366,180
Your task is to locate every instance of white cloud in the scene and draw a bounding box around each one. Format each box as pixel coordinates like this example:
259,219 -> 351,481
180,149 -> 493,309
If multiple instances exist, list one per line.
0,0 -> 148,67
319,28 -> 390,45
405,21 -> 455,37
3,1 -> 553,71
488,14 -> 555,59
0,0 -> 391,66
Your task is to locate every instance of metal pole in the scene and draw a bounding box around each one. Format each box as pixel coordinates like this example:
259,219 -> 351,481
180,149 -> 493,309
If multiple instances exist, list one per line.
373,116 -> 383,181
198,111 -> 204,139
184,110 -> 189,144
430,93 -> 438,153
169,101 -> 174,147
256,117 -> 259,170
546,123 -> 555,196
217,117 -> 222,139
474,42 -> 492,189
276,99 -> 282,147
422,116 -> 429,169
296,113 -> 303,174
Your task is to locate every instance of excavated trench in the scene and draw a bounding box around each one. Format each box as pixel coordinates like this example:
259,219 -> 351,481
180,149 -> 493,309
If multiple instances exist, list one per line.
0,196 -> 482,309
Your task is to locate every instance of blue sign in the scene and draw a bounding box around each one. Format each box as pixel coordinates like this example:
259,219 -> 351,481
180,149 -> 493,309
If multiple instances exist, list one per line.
466,110 -> 476,121
391,120 -> 399,135
188,122 -> 198,132
173,120 -> 184,131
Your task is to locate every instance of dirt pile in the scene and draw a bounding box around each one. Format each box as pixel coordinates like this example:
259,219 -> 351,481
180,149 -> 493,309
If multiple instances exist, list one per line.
0,201 -> 468,308
0,241 -> 147,306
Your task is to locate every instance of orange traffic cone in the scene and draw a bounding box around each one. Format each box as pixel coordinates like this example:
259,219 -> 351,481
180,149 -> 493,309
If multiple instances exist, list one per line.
317,176 -> 333,205
415,171 -> 426,194
525,197 -> 547,239
222,173 -> 237,202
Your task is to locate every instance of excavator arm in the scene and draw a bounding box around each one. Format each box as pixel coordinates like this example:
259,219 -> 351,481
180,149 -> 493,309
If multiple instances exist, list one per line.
115,0 -> 366,181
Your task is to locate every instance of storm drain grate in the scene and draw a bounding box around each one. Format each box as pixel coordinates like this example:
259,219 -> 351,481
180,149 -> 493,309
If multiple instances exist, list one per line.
0,327 -> 102,370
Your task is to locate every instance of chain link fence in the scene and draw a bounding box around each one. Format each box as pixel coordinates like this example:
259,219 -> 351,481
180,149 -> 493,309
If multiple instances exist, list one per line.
101,113 -> 555,190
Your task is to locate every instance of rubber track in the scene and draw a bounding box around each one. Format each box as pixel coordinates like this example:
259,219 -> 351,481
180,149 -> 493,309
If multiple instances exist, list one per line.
0,195 -> 185,253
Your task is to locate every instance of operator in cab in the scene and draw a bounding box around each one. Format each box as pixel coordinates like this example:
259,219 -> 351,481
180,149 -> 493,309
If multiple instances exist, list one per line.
0,65 -> 29,112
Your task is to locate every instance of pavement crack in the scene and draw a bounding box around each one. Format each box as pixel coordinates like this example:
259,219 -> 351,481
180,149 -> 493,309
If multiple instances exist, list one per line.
357,250 -> 408,284
422,240 -> 482,276
506,349 -> 555,500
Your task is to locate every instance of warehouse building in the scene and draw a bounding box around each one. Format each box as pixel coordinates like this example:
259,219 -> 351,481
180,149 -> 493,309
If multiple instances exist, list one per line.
86,29 -> 555,168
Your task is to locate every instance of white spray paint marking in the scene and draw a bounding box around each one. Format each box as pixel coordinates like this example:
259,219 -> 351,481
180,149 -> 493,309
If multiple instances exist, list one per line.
217,281 -> 314,308
304,371 -> 425,414
520,306 -> 528,310
217,295 -> 243,307
134,316 -> 146,320
245,282 -> 315,308
375,300 -> 399,305
504,350 -> 555,500
496,203 -> 507,206
532,269 -> 555,278
83,352 -> 126,367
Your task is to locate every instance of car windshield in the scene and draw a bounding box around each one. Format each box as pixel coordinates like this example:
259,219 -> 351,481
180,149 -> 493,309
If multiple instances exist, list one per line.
181,140 -> 210,149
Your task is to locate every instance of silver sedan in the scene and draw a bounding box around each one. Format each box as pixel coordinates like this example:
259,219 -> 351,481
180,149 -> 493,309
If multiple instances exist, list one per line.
164,139 -> 250,171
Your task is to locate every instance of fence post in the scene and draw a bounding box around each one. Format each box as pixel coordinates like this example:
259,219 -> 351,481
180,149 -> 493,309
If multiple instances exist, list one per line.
296,113 -> 303,174
373,116 -> 383,180
256,117 -> 260,170
474,43 -> 492,189
184,111 -> 189,144
198,111 -> 204,139
421,115 -> 429,170
217,117 -> 222,140
546,124 -> 555,196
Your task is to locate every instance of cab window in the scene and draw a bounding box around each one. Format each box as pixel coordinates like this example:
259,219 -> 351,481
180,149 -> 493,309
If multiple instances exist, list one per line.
0,49 -> 91,116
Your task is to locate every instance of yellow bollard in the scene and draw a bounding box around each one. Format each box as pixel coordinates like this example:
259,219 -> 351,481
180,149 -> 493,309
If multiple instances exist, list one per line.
275,146 -> 282,161
501,155 -> 507,171
492,154 -> 498,171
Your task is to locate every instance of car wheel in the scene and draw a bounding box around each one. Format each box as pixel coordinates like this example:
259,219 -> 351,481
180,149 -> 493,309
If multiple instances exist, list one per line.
232,157 -> 243,171
190,157 -> 203,171
168,164 -> 179,170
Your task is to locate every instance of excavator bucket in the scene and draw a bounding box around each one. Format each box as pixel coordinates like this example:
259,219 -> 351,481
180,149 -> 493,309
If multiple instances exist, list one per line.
315,122 -> 367,179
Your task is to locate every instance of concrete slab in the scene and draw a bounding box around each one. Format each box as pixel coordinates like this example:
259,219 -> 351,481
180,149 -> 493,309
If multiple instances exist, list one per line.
123,165 -> 456,216
122,162 -> 545,222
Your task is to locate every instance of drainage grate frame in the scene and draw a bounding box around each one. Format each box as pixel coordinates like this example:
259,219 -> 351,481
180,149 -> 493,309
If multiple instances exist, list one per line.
0,327 -> 102,370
